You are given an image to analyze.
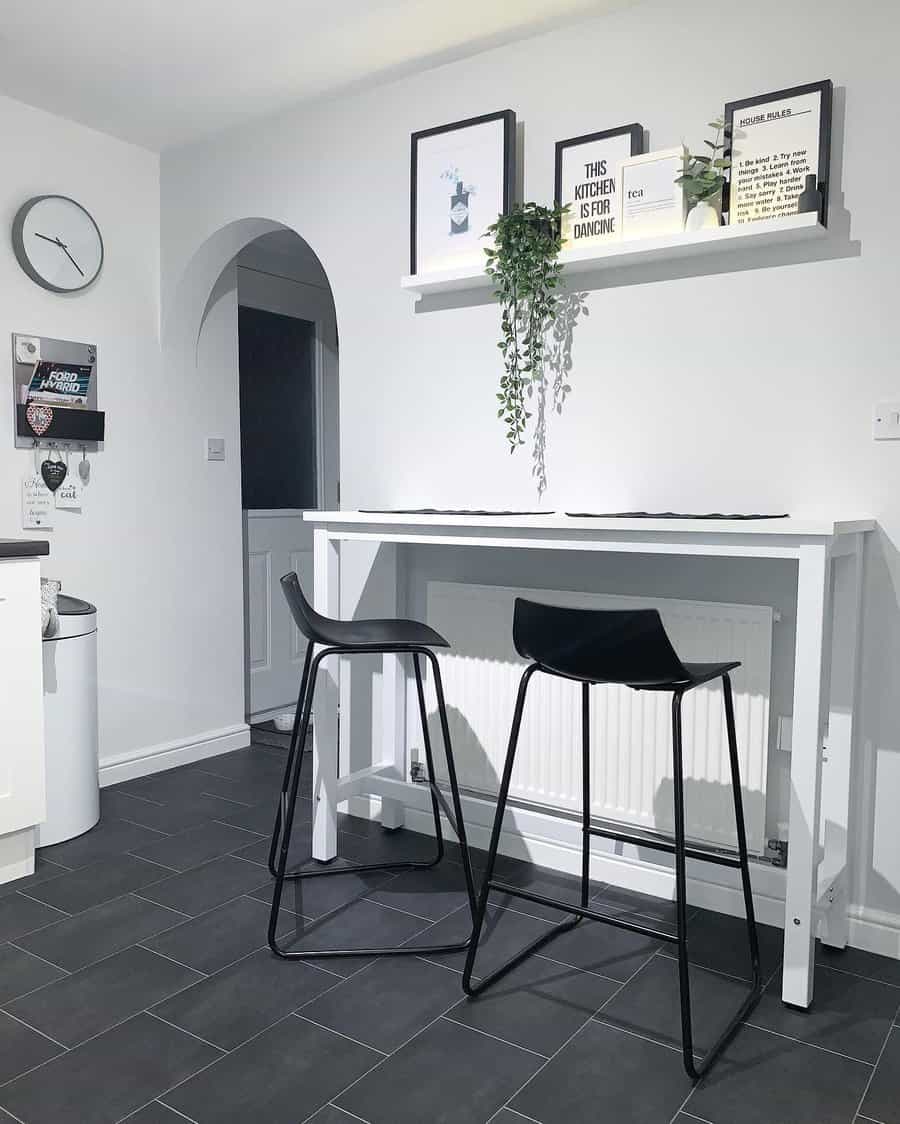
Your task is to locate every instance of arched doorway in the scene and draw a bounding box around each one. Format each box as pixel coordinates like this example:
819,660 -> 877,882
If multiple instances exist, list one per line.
168,218 -> 339,727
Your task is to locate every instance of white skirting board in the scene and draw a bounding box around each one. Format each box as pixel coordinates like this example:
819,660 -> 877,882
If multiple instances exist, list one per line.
346,791 -> 900,962
99,723 -> 251,787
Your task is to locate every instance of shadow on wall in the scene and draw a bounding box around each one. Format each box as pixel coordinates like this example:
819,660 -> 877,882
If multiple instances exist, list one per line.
851,527 -> 900,926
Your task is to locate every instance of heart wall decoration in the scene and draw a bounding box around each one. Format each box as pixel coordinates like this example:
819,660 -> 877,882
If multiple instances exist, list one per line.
26,403 -> 53,437
41,456 -> 67,493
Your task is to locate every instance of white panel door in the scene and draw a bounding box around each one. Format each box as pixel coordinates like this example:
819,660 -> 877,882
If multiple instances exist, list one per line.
0,557 -> 46,836
245,510 -> 314,721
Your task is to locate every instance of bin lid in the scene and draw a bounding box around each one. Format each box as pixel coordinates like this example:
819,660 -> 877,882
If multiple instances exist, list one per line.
44,594 -> 97,641
58,594 -> 96,615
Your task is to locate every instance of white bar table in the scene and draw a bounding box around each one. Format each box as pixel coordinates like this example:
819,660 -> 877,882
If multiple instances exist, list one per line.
304,511 -> 873,1009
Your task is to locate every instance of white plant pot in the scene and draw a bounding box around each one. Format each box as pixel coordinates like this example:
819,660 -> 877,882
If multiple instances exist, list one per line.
685,199 -> 721,231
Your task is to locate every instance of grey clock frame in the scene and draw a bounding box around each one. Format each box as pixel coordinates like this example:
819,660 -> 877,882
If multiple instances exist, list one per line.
11,195 -> 104,294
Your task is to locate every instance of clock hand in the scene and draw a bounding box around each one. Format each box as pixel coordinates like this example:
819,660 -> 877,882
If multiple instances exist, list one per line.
34,232 -> 61,245
59,244 -> 84,277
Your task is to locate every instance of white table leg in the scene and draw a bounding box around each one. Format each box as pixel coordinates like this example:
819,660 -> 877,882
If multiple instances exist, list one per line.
312,527 -> 339,862
818,534 -> 864,949
380,543 -> 406,830
782,543 -> 829,1007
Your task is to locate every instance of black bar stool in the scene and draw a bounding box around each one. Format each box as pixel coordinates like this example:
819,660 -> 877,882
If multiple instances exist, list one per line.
461,598 -> 761,1079
267,571 -> 477,959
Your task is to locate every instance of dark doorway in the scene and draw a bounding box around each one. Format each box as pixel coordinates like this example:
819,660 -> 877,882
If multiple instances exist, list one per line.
238,305 -> 317,509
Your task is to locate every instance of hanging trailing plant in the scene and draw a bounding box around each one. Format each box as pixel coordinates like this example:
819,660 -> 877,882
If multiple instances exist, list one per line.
484,202 -> 569,454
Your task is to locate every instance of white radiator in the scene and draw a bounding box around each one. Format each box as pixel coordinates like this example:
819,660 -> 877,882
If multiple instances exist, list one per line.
424,582 -> 772,855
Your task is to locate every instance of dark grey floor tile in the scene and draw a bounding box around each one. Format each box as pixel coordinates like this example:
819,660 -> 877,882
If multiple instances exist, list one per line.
0,855 -> 68,899
40,817 -> 167,869
164,1013 -> 380,1123
305,1106 -> 367,1124
861,1025 -> 900,1123
513,1018 -> 693,1123
17,894 -> 187,971
591,882 -> 682,928
251,862 -> 395,921
363,861 -> 472,923
5,945 -> 202,1048
153,947 -> 338,1050
118,765 -> 250,807
249,724 -> 292,751
197,771 -> 283,807
0,943 -> 67,1004
121,1103 -> 189,1123
0,1012 -> 221,1124
302,955 -> 463,1052
601,951 -> 752,1054
132,820 -> 263,873
749,963 -> 899,1062
817,941 -> 900,988
138,855 -> 272,916
659,907 -> 782,982
535,913 -> 661,983
447,949 -> 618,1056
218,798 -> 304,835
339,826 -> 450,867
687,1023 -> 871,1124
194,747 -> 286,784
0,893 -> 67,942
408,904 -> 554,978
0,1010 -> 63,1085
23,853 -> 172,914
338,1016 -> 541,1124
142,895 -> 278,974
275,899 -> 429,977
101,787 -> 251,836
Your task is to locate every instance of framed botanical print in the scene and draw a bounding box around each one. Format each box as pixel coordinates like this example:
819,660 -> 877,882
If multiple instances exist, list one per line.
410,110 -> 516,275
724,79 -> 832,225
554,124 -> 643,248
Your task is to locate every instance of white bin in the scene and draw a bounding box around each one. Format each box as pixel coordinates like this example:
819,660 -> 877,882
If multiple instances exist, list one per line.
38,594 -> 100,846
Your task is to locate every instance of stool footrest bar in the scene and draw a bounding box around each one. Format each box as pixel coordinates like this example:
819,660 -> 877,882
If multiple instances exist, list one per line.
586,823 -> 743,868
489,879 -> 679,944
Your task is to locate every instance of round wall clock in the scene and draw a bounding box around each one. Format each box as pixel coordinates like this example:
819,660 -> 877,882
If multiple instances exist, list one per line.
12,195 -> 104,293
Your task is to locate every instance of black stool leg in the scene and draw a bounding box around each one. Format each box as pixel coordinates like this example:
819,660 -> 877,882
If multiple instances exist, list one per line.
462,665 -> 580,996
723,673 -> 761,985
671,690 -> 697,1076
268,649 -> 320,953
412,653 -> 445,868
424,650 -> 478,917
268,644 -> 314,878
672,681 -> 764,1080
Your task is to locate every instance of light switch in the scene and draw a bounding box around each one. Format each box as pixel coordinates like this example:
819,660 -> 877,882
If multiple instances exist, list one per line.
206,437 -> 226,461
873,402 -> 900,440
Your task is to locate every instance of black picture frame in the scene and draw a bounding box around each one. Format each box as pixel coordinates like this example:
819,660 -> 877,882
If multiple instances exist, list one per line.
724,79 -> 832,225
553,123 -> 644,208
410,109 -> 516,276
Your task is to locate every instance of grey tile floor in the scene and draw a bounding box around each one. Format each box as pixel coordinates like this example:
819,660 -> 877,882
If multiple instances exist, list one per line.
1,734 -> 899,1123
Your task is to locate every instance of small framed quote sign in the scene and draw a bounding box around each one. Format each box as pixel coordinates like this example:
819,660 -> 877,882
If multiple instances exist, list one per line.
410,110 -> 516,276
724,79 -> 832,225
619,147 -> 687,240
554,124 -> 643,249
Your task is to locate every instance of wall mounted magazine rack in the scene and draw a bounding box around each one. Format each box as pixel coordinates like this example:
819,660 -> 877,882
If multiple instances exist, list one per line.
12,333 -> 105,451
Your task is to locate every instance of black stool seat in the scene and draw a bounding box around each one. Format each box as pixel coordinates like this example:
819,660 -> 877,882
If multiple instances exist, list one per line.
267,572 -> 476,961
300,614 -> 449,651
462,598 -> 762,1081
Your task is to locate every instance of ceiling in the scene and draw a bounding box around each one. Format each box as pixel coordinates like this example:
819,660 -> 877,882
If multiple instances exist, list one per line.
0,0 -> 633,151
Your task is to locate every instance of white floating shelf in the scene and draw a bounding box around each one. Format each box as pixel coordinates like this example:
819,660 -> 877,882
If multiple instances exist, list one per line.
401,212 -> 826,298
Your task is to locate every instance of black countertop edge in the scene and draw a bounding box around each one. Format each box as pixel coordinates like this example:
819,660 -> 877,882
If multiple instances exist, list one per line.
0,539 -> 50,558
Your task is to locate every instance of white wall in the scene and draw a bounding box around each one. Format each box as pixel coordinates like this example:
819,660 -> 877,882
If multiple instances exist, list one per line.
156,0 -> 899,938
0,94 -> 248,776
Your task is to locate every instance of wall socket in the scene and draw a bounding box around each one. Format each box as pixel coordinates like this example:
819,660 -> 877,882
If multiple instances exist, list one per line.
873,402 -> 900,440
205,437 -> 226,461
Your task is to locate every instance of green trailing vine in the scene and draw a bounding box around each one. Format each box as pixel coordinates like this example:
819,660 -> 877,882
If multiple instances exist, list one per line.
484,202 -> 569,453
